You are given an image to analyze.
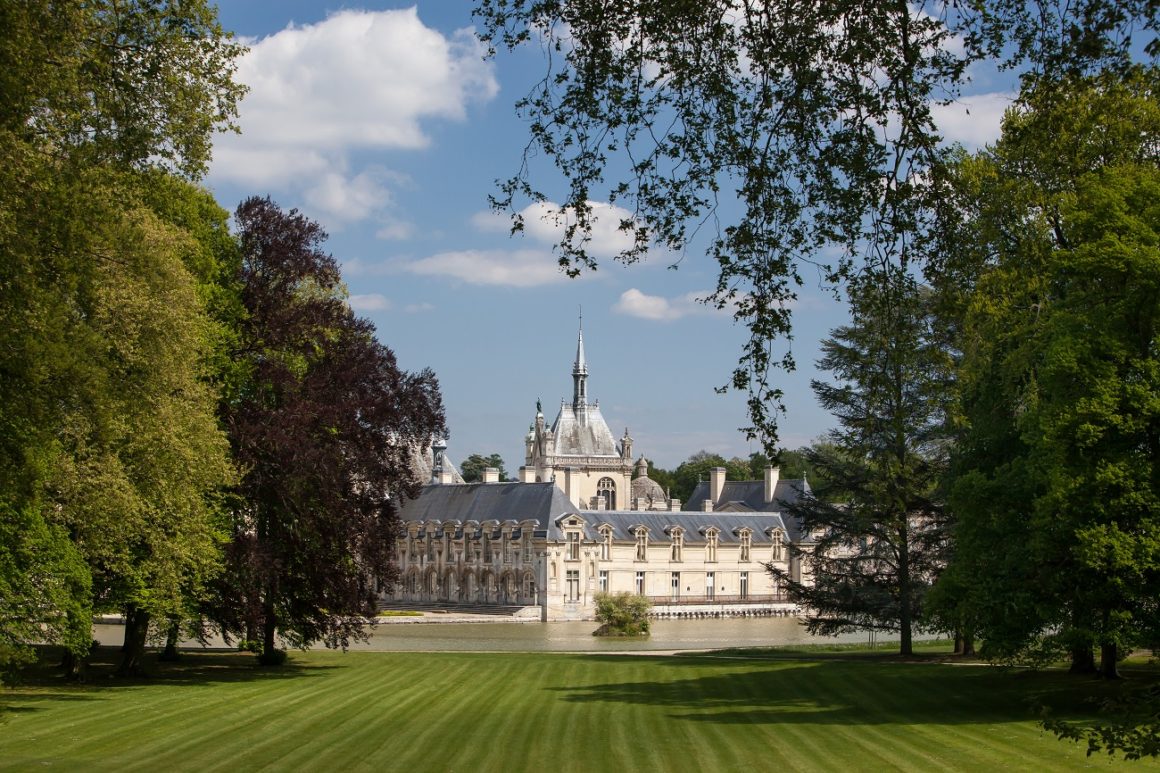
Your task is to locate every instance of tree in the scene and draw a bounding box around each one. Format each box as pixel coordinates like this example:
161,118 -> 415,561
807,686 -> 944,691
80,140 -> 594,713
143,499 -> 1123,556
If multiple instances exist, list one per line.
475,0 -> 1156,448
770,271 -> 953,656
460,453 -> 509,482
0,0 -> 245,178
217,197 -> 446,663
592,592 -> 651,637
775,443 -> 846,501
0,0 -> 246,677
934,68 -> 1160,678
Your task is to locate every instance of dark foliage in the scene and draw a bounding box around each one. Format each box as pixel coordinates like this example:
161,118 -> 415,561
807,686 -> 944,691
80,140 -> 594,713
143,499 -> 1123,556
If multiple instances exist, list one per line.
212,197 -> 446,660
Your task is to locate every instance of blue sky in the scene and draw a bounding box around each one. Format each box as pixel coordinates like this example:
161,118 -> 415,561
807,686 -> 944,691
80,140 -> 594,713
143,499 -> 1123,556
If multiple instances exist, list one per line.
207,2 -> 1012,470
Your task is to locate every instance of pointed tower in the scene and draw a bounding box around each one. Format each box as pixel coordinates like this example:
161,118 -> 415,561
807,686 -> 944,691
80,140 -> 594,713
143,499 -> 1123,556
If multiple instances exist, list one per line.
572,316 -> 588,419
524,317 -> 634,509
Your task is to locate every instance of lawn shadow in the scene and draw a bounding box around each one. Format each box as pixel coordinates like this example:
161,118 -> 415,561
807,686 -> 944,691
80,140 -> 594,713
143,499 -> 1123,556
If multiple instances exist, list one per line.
16,646 -> 338,691
550,654 -> 1136,728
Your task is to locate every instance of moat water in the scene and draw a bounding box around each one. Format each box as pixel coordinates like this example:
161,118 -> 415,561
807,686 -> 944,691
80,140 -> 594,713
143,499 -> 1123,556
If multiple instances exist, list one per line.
92,617 -> 905,653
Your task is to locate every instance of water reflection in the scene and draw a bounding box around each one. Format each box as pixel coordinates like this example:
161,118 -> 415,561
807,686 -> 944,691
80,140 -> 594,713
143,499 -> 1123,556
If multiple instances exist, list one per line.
94,618 -> 896,653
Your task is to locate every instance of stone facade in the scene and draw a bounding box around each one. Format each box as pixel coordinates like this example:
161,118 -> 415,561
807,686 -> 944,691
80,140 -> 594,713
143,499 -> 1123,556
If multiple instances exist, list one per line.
388,324 -> 814,620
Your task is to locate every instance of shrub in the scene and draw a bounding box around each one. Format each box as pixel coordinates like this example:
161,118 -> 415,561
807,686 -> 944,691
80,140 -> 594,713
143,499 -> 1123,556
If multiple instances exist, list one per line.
593,592 -> 651,637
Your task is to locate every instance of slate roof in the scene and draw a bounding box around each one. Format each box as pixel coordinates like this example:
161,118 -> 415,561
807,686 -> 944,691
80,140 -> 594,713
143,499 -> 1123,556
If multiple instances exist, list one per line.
557,510 -> 792,543
549,402 -> 619,457
395,479 -> 810,544
396,482 -> 574,537
683,478 -> 812,542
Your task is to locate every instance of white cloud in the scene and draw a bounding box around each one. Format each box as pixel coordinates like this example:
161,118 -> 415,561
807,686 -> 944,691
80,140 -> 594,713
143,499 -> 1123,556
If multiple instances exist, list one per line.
210,8 -> 498,228
303,168 -> 394,224
472,201 -> 644,259
931,92 -> 1013,148
404,302 -> 436,313
613,288 -> 715,321
375,220 -> 415,241
401,249 -> 570,287
349,293 -> 392,312
523,201 -> 639,257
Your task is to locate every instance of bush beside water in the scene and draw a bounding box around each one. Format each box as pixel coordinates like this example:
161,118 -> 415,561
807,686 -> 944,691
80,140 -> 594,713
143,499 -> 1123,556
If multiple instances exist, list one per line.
592,592 -> 651,637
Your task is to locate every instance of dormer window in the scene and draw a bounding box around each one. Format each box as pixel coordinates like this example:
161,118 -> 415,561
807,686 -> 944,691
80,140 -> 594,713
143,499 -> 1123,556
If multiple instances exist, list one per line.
599,526 -> 612,560
770,529 -> 784,561
705,528 -> 719,563
634,527 -> 649,561
739,529 -> 752,562
670,528 -> 684,562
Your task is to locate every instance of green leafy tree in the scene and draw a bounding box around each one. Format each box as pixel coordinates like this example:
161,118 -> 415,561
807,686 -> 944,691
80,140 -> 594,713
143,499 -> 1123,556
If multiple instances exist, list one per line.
0,0 -> 245,178
460,453 -> 509,482
592,592 -> 651,637
0,0 -> 246,677
475,0 -> 1156,448
771,272 -> 953,656
934,68 -> 1160,681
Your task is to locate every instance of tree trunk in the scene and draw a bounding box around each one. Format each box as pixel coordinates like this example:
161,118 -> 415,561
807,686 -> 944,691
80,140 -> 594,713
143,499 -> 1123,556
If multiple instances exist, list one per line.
961,632 -> 976,657
116,606 -> 151,677
1099,641 -> 1120,679
259,594 -> 281,665
898,531 -> 913,657
159,618 -> 181,662
1069,643 -> 1097,674
59,611 -> 89,681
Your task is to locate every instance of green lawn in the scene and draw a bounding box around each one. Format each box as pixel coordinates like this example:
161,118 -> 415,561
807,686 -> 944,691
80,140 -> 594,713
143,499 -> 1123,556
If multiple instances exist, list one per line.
2,646 -> 1156,772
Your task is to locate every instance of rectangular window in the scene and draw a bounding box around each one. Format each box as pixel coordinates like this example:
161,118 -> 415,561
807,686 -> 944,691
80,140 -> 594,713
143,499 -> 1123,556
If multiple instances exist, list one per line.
740,571 -> 749,600
635,571 -> 645,596
670,572 -> 680,602
599,570 -> 608,593
705,572 -> 715,600
566,531 -> 580,561
566,570 -> 580,602
635,530 -> 648,561
740,533 -> 751,562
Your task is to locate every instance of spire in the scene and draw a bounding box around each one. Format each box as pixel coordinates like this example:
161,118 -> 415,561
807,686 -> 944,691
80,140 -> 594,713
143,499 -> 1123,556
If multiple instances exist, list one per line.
572,311 -> 588,409
574,307 -> 587,375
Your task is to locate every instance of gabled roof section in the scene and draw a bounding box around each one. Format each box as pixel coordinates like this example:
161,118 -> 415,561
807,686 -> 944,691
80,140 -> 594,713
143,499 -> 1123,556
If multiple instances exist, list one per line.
396,482 -> 576,532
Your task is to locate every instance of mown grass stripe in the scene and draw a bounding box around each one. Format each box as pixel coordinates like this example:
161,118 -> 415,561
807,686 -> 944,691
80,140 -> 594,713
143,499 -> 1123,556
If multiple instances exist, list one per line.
3,648 -> 1152,772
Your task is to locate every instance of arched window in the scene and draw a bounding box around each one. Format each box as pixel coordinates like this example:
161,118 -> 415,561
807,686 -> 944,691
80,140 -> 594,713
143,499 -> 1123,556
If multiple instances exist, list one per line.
597,477 -> 617,510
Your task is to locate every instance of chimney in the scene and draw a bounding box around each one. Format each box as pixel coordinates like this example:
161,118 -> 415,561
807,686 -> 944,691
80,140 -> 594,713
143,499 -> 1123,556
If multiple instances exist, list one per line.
764,465 -> 781,504
519,465 -> 536,483
483,467 -> 500,484
670,498 -> 681,512
702,499 -> 714,512
438,469 -> 454,485
709,467 -> 726,504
